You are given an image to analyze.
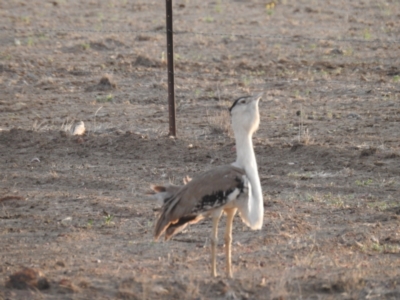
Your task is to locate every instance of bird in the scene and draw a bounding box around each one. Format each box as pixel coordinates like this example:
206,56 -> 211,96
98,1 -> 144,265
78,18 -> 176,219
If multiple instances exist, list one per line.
151,93 -> 264,278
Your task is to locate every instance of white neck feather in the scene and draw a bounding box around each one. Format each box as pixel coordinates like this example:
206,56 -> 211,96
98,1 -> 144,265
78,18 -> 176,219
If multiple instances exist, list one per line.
232,129 -> 264,230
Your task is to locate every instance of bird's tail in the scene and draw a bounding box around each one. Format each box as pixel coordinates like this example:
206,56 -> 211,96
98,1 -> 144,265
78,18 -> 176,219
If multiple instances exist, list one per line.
146,184 -> 181,206
150,176 -> 193,240
147,176 -> 192,206
154,208 -> 171,241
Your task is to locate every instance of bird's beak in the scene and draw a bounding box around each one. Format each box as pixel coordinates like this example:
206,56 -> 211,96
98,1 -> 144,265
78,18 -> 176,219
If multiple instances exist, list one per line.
254,92 -> 263,102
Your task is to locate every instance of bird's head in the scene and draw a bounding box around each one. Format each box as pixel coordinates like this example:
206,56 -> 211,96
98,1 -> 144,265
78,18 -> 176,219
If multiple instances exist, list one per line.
229,93 -> 262,135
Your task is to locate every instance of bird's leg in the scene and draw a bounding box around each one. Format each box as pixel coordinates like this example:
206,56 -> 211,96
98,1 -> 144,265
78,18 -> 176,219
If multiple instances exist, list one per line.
211,211 -> 222,277
224,208 -> 237,278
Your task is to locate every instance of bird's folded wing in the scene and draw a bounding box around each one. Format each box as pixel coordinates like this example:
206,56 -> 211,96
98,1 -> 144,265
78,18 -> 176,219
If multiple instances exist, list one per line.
154,165 -> 246,240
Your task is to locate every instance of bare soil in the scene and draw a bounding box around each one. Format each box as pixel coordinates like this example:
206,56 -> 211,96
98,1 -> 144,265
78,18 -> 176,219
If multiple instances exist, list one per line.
1,0 -> 400,299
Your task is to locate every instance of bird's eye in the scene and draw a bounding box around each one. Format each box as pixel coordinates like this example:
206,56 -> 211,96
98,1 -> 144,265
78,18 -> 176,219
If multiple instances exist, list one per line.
229,97 -> 250,112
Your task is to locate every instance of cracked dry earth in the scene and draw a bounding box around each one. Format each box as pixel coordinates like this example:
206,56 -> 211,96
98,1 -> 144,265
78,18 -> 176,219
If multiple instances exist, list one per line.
1,0 -> 400,299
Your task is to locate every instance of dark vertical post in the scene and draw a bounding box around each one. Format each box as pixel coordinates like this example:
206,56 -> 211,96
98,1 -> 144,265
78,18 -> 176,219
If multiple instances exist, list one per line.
166,0 -> 176,136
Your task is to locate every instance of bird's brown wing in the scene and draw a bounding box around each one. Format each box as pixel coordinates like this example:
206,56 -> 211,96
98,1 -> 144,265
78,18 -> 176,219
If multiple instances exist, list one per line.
154,165 -> 246,240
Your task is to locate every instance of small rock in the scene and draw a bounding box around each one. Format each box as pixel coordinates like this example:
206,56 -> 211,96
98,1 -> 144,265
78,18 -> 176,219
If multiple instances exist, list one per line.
370,235 -> 379,244
330,48 -> 344,55
72,121 -> 85,136
347,113 -> 361,120
56,261 -> 66,268
151,285 -> 168,294
61,217 -> 72,226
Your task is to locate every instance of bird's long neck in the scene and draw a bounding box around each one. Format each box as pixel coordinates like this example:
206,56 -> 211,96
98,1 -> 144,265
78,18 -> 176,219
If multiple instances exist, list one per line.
234,130 -> 255,168
233,129 -> 264,229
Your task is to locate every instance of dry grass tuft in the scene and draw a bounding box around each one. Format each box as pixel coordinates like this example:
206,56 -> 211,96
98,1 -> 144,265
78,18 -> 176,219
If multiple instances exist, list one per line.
296,105 -> 314,145
85,74 -> 117,92
98,74 -> 117,89
6,268 -> 50,290
117,278 -> 143,299
134,55 -> 162,68
0,195 -> 25,203
58,278 -> 81,293
298,127 -> 313,145
311,271 -> 365,295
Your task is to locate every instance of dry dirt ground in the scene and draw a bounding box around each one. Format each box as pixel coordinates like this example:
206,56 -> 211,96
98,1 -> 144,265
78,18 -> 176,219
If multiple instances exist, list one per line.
1,0 -> 400,299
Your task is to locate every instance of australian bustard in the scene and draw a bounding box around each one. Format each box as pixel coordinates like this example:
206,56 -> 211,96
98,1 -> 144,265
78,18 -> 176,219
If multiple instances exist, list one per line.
151,93 -> 263,278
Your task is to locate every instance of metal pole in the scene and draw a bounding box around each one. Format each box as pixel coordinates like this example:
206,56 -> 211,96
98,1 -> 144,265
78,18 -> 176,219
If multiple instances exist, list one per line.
166,0 -> 176,136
